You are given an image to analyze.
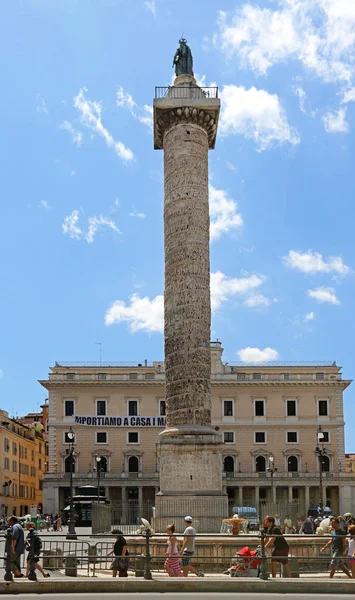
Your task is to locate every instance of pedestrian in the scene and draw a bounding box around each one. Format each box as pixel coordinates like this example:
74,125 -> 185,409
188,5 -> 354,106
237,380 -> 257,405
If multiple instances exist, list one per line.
55,515 -> 63,532
106,529 -> 129,577
320,517 -> 351,578
296,515 -> 303,534
264,516 -> 291,577
302,517 -> 314,535
347,524 -> 355,578
164,523 -> 183,577
8,515 -> 25,578
24,522 -> 50,578
178,516 -> 204,577
337,516 -> 347,534
283,515 -> 293,535
274,514 -> 281,527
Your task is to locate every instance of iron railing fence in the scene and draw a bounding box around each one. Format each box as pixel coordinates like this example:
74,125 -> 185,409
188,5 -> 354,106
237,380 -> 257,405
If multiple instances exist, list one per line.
0,532 -> 352,579
155,86 -> 218,99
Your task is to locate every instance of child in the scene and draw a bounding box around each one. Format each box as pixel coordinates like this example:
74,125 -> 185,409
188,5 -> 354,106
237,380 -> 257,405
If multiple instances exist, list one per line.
25,522 -> 50,578
164,523 -> 183,577
106,530 -> 129,577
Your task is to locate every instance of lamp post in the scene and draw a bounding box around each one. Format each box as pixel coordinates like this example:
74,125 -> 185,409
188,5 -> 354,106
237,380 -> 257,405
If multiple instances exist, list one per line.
66,427 -> 77,540
267,454 -> 277,505
94,456 -> 103,502
315,426 -> 327,518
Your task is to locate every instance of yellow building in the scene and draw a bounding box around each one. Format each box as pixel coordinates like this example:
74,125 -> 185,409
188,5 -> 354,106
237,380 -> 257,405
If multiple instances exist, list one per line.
345,454 -> 355,474
0,409 -> 48,517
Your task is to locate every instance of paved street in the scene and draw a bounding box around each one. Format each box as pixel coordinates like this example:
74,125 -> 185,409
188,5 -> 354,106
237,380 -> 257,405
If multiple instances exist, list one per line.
0,594 -> 353,599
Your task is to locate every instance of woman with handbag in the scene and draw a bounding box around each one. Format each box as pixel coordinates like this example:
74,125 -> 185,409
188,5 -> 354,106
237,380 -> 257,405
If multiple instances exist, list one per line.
106,530 -> 129,577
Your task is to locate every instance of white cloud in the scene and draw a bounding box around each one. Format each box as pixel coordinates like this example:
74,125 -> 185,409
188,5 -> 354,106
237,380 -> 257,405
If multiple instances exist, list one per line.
0,368 -> 3,378
284,249 -> 350,275
62,210 -> 82,240
74,88 -> 133,162
71,169 -> 77,176
209,184 -> 243,241
211,271 -> 265,311
60,121 -> 83,147
116,86 -> 153,131
216,1 -> 355,84
129,211 -> 146,219
303,311 -> 315,322
226,161 -> 237,172
237,347 -> 279,363
342,88 -> 355,104
219,85 -> 300,151
106,270 -> 269,333
145,0 -> 156,16
308,287 -> 340,305
36,93 -> 48,114
105,293 -> 164,333
39,200 -> 53,210
293,86 -> 317,117
244,294 -> 271,308
85,215 -> 121,244
323,108 -> 349,133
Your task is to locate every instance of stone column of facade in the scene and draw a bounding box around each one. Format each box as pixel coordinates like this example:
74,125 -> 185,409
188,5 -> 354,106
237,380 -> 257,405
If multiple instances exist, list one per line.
238,487 -> 243,508
305,486 -> 310,513
288,486 -> 293,503
153,70 -> 228,532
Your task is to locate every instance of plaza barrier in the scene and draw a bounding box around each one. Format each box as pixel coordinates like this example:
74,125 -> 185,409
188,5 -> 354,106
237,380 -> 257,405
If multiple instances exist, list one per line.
0,530 -> 353,580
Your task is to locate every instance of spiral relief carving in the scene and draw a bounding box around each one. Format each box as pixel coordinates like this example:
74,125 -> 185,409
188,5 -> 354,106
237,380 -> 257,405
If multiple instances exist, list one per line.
155,107 -> 218,149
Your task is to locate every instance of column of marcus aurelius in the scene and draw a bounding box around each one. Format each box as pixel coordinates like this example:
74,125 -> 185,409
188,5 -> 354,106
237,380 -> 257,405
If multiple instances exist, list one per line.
153,40 -> 228,532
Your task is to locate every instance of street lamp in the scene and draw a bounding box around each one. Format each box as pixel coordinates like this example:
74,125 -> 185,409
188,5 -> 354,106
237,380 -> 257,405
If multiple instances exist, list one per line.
94,456 -> 104,502
315,426 -> 327,518
267,454 -> 277,504
66,427 -> 77,540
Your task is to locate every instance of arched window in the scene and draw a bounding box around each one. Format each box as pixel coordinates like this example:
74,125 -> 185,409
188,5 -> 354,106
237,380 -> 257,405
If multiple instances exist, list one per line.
223,456 -> 234,473
64,455 -> 75,473
288,456 -> 298,472
321,455 -> 330,472
128,456 -> 139,473
97,456 -> 108,473
255,455 -> 266,472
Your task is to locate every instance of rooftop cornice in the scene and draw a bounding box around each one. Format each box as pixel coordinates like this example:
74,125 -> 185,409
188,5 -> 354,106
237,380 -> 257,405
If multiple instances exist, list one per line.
38,379 -> 352,390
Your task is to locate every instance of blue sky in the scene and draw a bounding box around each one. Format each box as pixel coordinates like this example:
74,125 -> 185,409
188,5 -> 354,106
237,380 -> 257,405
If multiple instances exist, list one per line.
1,0 -> 355,449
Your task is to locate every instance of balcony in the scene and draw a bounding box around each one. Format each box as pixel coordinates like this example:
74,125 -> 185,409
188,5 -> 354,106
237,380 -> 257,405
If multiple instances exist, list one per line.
222,471 -> 354,481
44,472 -> 158,482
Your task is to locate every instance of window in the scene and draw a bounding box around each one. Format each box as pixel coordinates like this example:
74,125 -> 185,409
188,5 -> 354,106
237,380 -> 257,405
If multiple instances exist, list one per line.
96,400 -> 107,416
255,456 -> 266,472
288,456 -> 298,472
12,442 -> 17,455
4,438 -> 9,452
39,480 -> 44,491
64,455 -> 75,473
20,464 -> 29,475
128,432 -> 139,444
64,432 -> 75,444
4,458 -> 10,470
13,483 -> 17,497
66,373 -> 75,380
31,450 -> 35,461
223,400 -> 233,417
287,431 -> 298,443
159,400 -> 166,416
283,373 -> 291,380
259,488 -> 267,500
322,431 -> 330,443
38,458 -> 42,470
12,461 -> 17,472
255,432 -> 266,444
254,400 -> 265,417
39,443 -> 42,454
223,456 -> 235,473
96,432 -> 107,444
30,466 -> 36,477
321,455 -> 330,472
237,373 -> 246,380
145,373 -> 155,380
287,400 -> 297,416
253,373 -> 262,380
129,373 -> 138,380
128,456 -> 139,472
316,372 -> 325,380
97,373 -> 107,380
128,400 -> 138,416
19,485 -> 25,498
318,400 -> 328,416
223,432 -> 235,443
65,400 -> 74,417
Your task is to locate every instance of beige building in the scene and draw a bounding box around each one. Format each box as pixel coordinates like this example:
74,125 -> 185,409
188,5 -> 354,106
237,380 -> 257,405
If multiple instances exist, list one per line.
345,454 -> 355,474
40,342 -> 354,518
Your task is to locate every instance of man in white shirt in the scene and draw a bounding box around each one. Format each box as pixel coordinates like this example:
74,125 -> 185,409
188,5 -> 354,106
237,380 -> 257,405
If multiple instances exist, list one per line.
178,516 -> 204,577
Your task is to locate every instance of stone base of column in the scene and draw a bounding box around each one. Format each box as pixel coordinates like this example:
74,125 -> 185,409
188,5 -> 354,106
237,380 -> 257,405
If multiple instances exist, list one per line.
155,428 -> 228,532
